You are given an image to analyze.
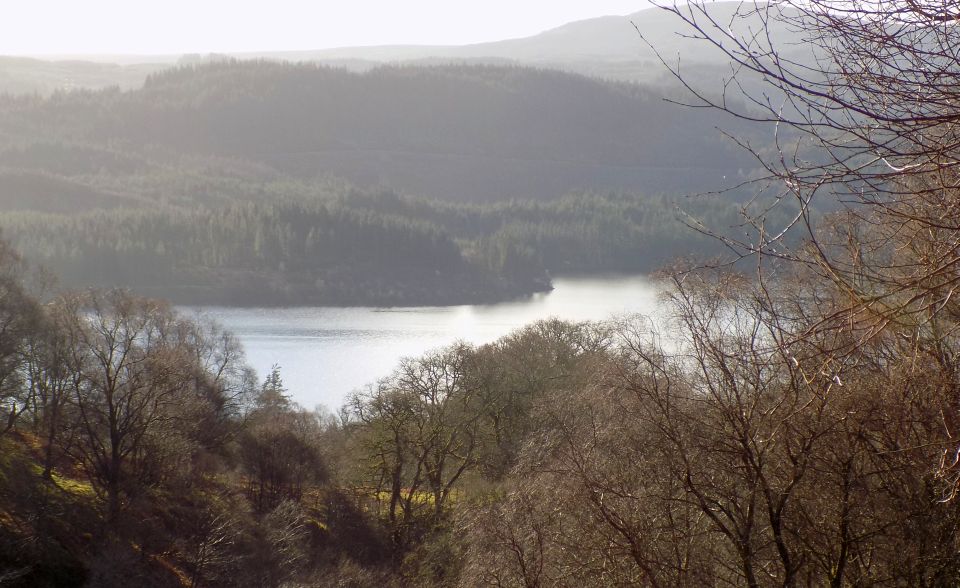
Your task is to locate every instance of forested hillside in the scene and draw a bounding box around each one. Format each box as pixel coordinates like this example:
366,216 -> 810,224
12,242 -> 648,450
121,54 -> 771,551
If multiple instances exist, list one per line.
0,61 -> 759,203
0,190 -> 776,305
0,61 -> 767,305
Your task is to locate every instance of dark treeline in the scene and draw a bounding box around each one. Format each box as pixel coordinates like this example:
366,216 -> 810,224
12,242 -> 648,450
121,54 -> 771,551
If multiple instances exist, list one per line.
1,222 -> 958,586
335,190 -> 779,274
0,199 -> 491,306
0,190 -> 783,305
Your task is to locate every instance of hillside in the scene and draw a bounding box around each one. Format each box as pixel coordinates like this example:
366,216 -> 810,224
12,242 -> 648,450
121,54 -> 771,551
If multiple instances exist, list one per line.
0,61 -> 760,203
0,59 -> 776,306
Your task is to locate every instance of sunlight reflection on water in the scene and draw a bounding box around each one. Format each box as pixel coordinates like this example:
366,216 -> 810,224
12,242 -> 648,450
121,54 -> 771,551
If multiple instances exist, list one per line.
184,275 -> 662,411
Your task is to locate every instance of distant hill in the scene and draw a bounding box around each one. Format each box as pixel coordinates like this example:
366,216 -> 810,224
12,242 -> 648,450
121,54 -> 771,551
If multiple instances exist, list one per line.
0,61 -> 761,204
0,3 -> 807,93
0,56 -> 167,94
259,4 -> 763,66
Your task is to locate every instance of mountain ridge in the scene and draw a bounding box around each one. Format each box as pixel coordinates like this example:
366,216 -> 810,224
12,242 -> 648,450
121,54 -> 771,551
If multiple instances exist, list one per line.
0,2 -> 800,93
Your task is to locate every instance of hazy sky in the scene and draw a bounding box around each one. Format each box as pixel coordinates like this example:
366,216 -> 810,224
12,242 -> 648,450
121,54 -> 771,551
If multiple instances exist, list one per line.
3,1 -> 651,56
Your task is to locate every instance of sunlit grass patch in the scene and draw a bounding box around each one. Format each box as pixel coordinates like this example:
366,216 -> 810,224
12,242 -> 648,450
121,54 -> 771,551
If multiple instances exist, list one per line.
18,461 -> 97,499
50,471 -> 95,498
370,489 -> 462,506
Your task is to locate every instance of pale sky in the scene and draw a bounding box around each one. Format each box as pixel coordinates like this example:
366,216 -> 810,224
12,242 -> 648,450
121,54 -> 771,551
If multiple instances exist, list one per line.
2,1 -> 651,56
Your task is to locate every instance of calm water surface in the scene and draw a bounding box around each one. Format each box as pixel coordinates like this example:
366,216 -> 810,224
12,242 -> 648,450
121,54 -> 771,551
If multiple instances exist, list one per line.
186,275 -> 661,410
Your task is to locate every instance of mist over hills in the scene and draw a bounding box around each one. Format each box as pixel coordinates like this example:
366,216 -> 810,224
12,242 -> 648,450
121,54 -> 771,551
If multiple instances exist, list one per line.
0,56 -> 166,95
0,2 -> 805,93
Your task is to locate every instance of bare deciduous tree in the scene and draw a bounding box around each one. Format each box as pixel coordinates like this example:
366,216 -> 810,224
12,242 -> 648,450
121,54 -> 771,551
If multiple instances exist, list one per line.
0,240 -> 40,436
645,0 -> 960,491
351,343 -> 487,552
59,290 -> 194,521
461,268 -> 960,586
